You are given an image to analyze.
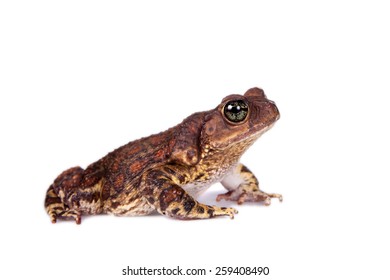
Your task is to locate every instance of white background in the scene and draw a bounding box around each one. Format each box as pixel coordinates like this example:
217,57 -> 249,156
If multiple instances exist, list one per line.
1,1 -> 389,279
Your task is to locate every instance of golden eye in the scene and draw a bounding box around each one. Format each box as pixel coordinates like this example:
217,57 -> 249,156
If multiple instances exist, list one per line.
223,100 -> 248,123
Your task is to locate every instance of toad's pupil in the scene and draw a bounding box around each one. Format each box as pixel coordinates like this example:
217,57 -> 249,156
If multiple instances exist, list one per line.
228,104 -> 241,113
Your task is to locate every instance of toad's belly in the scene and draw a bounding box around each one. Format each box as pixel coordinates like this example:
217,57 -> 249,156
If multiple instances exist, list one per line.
182,182 -> 214,198
183,164 -> 235,197
183,171 -> 229,198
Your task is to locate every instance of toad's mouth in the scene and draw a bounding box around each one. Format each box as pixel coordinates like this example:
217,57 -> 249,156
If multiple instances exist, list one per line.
212,122 -> 276,150
236,122 -> 275,144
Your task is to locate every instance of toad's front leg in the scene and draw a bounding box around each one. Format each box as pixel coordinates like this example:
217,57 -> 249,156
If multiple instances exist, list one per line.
217,163 -> 283,205
140,165 -> 238,219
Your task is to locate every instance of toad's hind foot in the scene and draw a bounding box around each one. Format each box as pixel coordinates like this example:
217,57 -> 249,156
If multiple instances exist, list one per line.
45,185 -> 82,224
50,209 -> 82,224
216,186 -> 283,206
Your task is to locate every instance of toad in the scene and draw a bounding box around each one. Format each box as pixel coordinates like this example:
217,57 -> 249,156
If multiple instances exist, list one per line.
44,87 -> 282,224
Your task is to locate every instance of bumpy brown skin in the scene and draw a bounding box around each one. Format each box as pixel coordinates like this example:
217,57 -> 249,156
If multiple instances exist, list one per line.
45,87 -> 282,224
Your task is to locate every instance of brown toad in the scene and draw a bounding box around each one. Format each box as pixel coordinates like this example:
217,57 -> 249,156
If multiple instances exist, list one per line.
45,87 -> 282,224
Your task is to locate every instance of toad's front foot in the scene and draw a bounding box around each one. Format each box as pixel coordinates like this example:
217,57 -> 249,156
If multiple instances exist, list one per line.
216,186 -> 283,206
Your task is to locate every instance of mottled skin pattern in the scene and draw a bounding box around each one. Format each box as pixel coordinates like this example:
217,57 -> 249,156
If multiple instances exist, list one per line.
45,87 -> 282,224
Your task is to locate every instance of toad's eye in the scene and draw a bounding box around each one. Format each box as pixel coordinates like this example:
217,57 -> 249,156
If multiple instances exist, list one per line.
223,100 -> 249,123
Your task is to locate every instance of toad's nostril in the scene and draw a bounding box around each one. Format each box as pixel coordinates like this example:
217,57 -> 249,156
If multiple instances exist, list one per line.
272,103 -> 280,121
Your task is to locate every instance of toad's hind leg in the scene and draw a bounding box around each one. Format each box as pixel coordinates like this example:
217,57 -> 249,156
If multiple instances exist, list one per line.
45,184 -> 68,224
45,186 -> 82,224
45,165 -> 105,224
44,167 -> 85,224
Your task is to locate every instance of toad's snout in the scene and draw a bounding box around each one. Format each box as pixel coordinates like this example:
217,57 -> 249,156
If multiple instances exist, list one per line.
268,100 -> 280,121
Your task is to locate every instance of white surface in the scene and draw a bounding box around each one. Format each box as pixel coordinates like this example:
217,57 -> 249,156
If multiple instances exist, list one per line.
1,1 -> 389,279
